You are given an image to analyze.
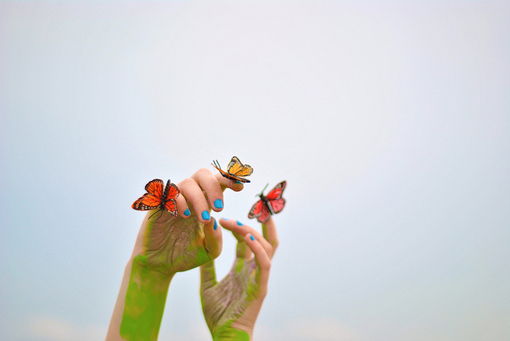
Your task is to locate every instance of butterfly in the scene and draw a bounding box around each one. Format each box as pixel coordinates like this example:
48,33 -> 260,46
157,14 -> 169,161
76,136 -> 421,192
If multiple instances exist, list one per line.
248,181 -> 287,223
132,179 -> 180,219
212,156 -> 253,183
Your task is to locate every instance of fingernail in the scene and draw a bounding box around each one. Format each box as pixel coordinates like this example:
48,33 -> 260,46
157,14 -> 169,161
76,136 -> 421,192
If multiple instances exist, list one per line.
222,217 -> 228,221
237,220 -> 243,226
235,180 -> 242,184
202,210 -> 210,220
184,208 -> 191,217
214,219 -> 218,230
250,235 -> 255,241
214,199 -> 223,209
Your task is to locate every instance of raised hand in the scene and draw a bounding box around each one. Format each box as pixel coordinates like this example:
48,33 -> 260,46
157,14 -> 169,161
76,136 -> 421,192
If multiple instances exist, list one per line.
200,218 -> 279,340
107,169 -> 244,341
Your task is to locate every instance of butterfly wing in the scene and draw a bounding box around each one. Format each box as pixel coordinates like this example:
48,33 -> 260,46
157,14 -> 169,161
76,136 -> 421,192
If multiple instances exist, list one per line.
132,179 -> 164,210
248,197 -> 272,223
265,181 -> 286,200
162,180 -> 180,217
257,203 -> 272,223
228,156 -> 253,177
248,199 -> 264,219
269,197 -> 286,214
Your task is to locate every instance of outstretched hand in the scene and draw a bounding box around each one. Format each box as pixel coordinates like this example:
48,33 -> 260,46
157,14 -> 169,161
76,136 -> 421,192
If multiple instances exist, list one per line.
200,217 -> 279,340
131,169 -> 244,275
106,169 -> 244,341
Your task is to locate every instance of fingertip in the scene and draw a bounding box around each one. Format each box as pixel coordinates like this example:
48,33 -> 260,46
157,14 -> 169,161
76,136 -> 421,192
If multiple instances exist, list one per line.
213,199 -> 224,211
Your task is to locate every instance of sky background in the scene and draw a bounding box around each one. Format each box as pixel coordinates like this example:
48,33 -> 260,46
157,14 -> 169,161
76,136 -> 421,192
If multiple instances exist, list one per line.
1,1 -> 509,340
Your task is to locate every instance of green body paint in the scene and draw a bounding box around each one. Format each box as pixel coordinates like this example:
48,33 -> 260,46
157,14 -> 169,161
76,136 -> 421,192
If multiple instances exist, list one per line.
212,321 -> 250,341
201,258 -> 260,340
120,255 -> 173,341
120,208 -> 217,340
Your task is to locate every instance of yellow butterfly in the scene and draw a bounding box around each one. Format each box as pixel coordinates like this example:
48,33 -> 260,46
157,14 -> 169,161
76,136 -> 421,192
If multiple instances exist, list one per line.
212,156 -> 253,183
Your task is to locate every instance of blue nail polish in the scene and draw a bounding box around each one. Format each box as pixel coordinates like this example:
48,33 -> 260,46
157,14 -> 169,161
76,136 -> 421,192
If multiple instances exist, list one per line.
214,219 -> 218,230
184,208 -> 191,217
202,210 -> 210,220
222,217 -> 228,221
250,235 -> 255,241
237,220 -> 243,226
214,199 -> 223,209
235,180 -> 242,184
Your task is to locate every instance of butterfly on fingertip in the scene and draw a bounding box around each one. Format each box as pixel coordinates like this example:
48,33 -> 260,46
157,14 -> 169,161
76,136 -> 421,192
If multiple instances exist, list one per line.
132,179 -> 180,219
212,156 -> 253,183
248,181 -> 287,223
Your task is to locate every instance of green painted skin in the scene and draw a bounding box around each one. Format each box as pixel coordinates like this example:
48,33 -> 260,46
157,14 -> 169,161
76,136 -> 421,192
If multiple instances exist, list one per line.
120,208 -> 218,340
120,255 -> 173,341
212,321 -> 250,341
200,244 -> 261,340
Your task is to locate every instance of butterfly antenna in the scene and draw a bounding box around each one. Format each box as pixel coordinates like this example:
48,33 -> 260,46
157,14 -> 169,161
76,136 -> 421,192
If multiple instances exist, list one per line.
256,183 -> 269,197
212,160 -> 221,169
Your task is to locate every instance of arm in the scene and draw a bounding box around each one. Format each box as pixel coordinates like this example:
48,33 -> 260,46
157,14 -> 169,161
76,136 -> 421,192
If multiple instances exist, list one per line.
200,217 -> 279,341
107,169 -> 243,341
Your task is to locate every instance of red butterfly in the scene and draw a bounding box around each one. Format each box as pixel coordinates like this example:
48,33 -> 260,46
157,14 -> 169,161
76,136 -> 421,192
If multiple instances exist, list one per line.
212,156 -> 253,183
248,181 -> 287,223
132,179 -> 180,218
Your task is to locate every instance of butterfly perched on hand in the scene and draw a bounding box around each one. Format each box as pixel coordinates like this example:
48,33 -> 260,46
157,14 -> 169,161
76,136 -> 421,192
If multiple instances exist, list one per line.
248,181 -> 287,223
212,156 -> 253,183
132,179 -> 180,219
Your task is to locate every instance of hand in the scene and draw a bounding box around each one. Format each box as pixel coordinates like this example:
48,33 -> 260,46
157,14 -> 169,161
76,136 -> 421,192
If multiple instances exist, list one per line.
131,169 -> 244,275
200,218 -> 279,340
106,169 -> 244,341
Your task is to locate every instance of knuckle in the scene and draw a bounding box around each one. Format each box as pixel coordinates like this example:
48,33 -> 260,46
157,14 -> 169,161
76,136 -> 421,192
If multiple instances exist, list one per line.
179,177 -> 196,186
196,168 -> 212,177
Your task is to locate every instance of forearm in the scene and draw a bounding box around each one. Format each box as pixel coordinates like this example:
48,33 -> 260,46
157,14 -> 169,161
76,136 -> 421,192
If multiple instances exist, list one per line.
107,255 -> 174,341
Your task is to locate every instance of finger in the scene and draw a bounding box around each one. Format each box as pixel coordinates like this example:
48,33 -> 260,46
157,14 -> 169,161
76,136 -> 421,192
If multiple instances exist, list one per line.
262,216 -> 279,252
223,219 -> 274,259
214,172 -> 245,192
200,259 -> 217,293
219,218 -> 252,260
177,178 -> 211,224
203,217 -> 222,260
190,168 -> 225,213
245,233 -> 271,289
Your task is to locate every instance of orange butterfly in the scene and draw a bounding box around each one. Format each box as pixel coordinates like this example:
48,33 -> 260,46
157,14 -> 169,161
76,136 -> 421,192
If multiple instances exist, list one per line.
132,179 -> 180,218
212,156 -> 253,183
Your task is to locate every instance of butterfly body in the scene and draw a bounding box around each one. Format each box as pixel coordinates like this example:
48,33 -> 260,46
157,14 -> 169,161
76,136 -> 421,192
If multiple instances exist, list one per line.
212,156 -> 253,183
248,181 -> 287,223
132,179 -> 180,218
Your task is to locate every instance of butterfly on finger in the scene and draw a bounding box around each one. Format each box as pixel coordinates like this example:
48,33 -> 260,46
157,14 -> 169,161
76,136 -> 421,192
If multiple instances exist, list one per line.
132,179 -> 180,219
248,180 -> 287,223
212,156 -> 253,183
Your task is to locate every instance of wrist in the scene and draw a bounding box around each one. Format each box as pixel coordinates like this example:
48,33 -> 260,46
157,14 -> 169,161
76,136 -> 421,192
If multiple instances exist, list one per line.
119,255 -> 174,340
212,321 -> 251,341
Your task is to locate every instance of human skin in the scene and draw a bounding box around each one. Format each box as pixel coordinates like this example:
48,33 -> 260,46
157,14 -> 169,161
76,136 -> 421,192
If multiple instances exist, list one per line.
106,169 -> 244,341
200,217 -> 279,341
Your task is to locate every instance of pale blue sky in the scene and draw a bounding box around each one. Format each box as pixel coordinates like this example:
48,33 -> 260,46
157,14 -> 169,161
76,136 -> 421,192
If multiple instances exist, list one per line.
1,1 -> 509,340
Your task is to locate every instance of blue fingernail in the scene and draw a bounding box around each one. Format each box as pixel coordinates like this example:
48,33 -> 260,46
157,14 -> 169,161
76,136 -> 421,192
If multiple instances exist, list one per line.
202,210 -> 210,220
237,220 -> 243,226
184,208 -> 191,217
235,180 -> 242,184
222,217 -> 228,221
214,219 -> 218,230
214,199 -> 223,209
250,235 -> 255,241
